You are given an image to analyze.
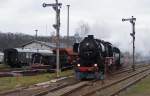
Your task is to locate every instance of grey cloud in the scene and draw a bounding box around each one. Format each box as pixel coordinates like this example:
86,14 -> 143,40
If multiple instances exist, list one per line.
0,0 -> 150,55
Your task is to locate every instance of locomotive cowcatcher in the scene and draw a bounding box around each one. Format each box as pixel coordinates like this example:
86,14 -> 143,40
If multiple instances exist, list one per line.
73,35 -> 121,80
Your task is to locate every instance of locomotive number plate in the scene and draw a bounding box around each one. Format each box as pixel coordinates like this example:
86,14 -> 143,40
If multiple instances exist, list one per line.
88,67 -> 94,71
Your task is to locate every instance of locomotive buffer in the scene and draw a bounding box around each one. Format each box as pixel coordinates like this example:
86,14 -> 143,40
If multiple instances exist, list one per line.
122,16 -> 136,71
42,0 -> 62,77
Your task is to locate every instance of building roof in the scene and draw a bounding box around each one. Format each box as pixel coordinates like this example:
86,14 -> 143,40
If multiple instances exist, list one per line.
21,40 -> 67,48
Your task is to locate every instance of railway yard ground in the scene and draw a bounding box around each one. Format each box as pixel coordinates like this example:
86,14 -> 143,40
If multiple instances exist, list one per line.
44,64 -> 150,96
120,75 -> 150,96
0,64 -> 10,70
0,64 -> 150,96
0,70 -> 73,93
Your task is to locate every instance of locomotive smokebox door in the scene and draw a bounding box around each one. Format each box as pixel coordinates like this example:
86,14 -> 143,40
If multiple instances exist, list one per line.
73,43 -> 79,53
88,35 -> 94,39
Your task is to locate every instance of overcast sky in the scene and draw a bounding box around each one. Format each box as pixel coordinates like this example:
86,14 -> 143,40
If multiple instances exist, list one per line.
0,0 -> 150,55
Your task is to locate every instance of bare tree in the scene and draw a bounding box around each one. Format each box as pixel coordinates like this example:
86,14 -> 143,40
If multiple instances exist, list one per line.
74,21 -> 90,42
77,21 -> 90,36
0,31 -> 77,50
74,32 -> 81,43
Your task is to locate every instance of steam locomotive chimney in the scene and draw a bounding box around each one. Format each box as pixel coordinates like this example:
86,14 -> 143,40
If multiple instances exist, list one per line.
88,35 -> 94,39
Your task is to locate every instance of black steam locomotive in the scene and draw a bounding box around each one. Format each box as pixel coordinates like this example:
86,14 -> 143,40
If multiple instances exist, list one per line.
73,35 -> 121,80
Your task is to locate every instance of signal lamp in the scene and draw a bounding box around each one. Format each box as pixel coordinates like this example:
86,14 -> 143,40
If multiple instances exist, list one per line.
77,64 -> 80,67
94,64 -> 98,67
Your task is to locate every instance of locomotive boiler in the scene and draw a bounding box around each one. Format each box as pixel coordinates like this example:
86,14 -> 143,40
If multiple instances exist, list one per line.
73,35 -> 121,80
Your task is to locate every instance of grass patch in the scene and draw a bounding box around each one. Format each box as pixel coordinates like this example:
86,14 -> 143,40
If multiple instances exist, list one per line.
0,64 -> 31,71
122,76 -> 150,96
0,64 -> 10,70
0,70 -> 73,92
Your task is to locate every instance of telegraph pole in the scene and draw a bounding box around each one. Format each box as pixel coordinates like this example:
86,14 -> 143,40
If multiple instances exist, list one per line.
67,5 -> 70,47
122,16 -> 136,71
43,0 -> 62,77
35,29 -> 38,53
35,29 -> 38,40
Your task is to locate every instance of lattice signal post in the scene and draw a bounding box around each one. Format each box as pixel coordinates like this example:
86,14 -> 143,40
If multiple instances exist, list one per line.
122,16 -> 136,71
42,0 -> 62,77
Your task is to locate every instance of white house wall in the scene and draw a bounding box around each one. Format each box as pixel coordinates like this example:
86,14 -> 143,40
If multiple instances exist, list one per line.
0,52 -> 4,63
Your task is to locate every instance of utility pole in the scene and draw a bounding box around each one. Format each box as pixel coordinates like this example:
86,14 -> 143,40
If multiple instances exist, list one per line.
43,0 -> 62,77
67,5 -> 70,47
122,16 -> 136,71
35,29 -> 38,40
35,29 -> 38,53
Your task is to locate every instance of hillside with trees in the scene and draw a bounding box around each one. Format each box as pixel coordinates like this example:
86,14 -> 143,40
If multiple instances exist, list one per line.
0,32 -> 77,51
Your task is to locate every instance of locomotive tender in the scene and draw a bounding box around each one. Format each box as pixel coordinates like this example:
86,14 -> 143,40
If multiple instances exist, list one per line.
73,35 -> 121,80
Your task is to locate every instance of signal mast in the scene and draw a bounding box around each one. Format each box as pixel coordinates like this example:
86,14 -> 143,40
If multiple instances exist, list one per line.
42,0 -> 62,77
122,16 -> 136,71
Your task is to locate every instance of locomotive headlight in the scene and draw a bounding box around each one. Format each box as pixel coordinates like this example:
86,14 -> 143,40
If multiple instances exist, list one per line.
77,64 -> 80,67
94,64 -> 98,67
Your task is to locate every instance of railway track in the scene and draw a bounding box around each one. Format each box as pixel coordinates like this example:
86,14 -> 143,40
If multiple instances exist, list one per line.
1,64 -> 150,96
0,66 -> 73,77
0,76 -> 78,96
112,63 -> 150,75
32,78 -> 82,96
81,66 -> 150,96
43,64 -> 150,96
